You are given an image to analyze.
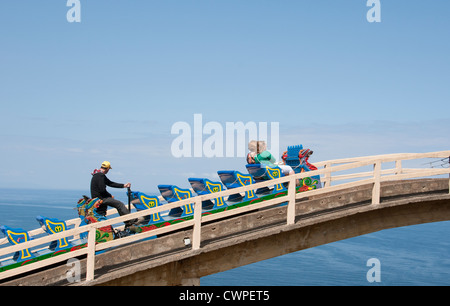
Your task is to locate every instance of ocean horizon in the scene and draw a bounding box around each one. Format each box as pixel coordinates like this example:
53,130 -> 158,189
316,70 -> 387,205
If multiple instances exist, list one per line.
0,187 -> 449,286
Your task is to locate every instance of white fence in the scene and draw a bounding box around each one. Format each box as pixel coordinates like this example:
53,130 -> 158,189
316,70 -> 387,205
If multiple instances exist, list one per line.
0,150 -> 449,283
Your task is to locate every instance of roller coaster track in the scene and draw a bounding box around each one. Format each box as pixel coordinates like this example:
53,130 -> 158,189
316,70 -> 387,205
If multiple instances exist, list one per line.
1,151 -> 449,285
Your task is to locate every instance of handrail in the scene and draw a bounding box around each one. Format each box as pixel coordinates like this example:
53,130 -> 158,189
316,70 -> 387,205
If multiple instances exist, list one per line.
0,150 -> 449,283
314,151 -> 450,168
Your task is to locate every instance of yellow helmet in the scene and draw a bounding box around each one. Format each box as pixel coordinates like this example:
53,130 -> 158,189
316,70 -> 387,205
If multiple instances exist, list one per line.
101,161 -> 112,169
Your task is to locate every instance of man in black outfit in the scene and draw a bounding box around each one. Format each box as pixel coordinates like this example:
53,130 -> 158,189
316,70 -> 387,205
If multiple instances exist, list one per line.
90,161 -> 134,224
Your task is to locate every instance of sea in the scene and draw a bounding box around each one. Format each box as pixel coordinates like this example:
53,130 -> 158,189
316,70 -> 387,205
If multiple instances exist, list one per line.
0,187 -> 449,286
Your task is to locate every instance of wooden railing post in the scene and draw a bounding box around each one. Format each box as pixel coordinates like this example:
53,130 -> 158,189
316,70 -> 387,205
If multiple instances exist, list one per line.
323,162 -> 332,188
287,177 -> 297,225
372,160 -> 381,205
395,160 -> 402,176
448,156 -> 450,195
85,227 -> 97,282
192,198 -> 202,250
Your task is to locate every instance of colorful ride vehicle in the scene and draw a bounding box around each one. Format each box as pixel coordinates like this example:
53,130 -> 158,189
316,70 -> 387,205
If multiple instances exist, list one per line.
0,144 -> 320,273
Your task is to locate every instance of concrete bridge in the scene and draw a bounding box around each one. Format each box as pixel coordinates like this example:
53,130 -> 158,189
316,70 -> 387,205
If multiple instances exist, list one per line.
1,151 -> 449,286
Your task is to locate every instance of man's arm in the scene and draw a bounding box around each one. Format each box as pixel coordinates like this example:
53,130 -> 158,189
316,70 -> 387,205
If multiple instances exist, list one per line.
104,176 -> 131,189
104,176 -> 125,188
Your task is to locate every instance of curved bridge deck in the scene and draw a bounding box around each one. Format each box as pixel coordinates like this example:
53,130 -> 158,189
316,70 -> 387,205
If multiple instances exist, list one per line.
3,178 -> 449,286
1,150 -> 449,285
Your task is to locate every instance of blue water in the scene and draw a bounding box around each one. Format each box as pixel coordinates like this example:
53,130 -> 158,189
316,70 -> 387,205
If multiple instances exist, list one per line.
0,188 -> 449,286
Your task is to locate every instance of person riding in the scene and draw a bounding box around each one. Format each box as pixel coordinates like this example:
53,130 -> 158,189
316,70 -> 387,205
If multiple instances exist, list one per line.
90,161 -> 137,226
246,140 -> 259,164
247,140 -> 295,176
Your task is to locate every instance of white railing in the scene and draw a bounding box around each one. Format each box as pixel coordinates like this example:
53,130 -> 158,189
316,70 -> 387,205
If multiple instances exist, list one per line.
0,150 -> 449,283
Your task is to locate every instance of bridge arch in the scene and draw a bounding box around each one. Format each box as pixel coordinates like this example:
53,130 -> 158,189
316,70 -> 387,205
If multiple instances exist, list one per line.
1,150 -> 449,286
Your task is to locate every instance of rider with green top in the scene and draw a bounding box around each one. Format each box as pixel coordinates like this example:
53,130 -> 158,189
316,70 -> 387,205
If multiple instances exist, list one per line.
248,140 -> 295,176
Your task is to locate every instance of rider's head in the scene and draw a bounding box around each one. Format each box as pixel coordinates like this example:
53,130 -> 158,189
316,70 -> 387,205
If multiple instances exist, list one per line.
100,161 -> 112,174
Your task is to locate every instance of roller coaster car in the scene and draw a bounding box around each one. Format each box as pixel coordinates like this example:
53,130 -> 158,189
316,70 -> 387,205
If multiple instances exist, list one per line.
217,170 -> 258,202
188,178 -> 227,210
245,164 -> 287,194
129,191 -> 163,225
0,217 -> 86,270
158,185 -> 195,217
80,197 -> 115,242
76,196 -> 131,241
282,145 -> 322,189
282,145 -> 318,174
0,143 -> 322,274
36,216 -> 73,251
0,226 -> 35,262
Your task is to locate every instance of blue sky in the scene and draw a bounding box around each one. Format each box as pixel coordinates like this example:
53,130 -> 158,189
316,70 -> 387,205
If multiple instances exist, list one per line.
0,1 -> 449,192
